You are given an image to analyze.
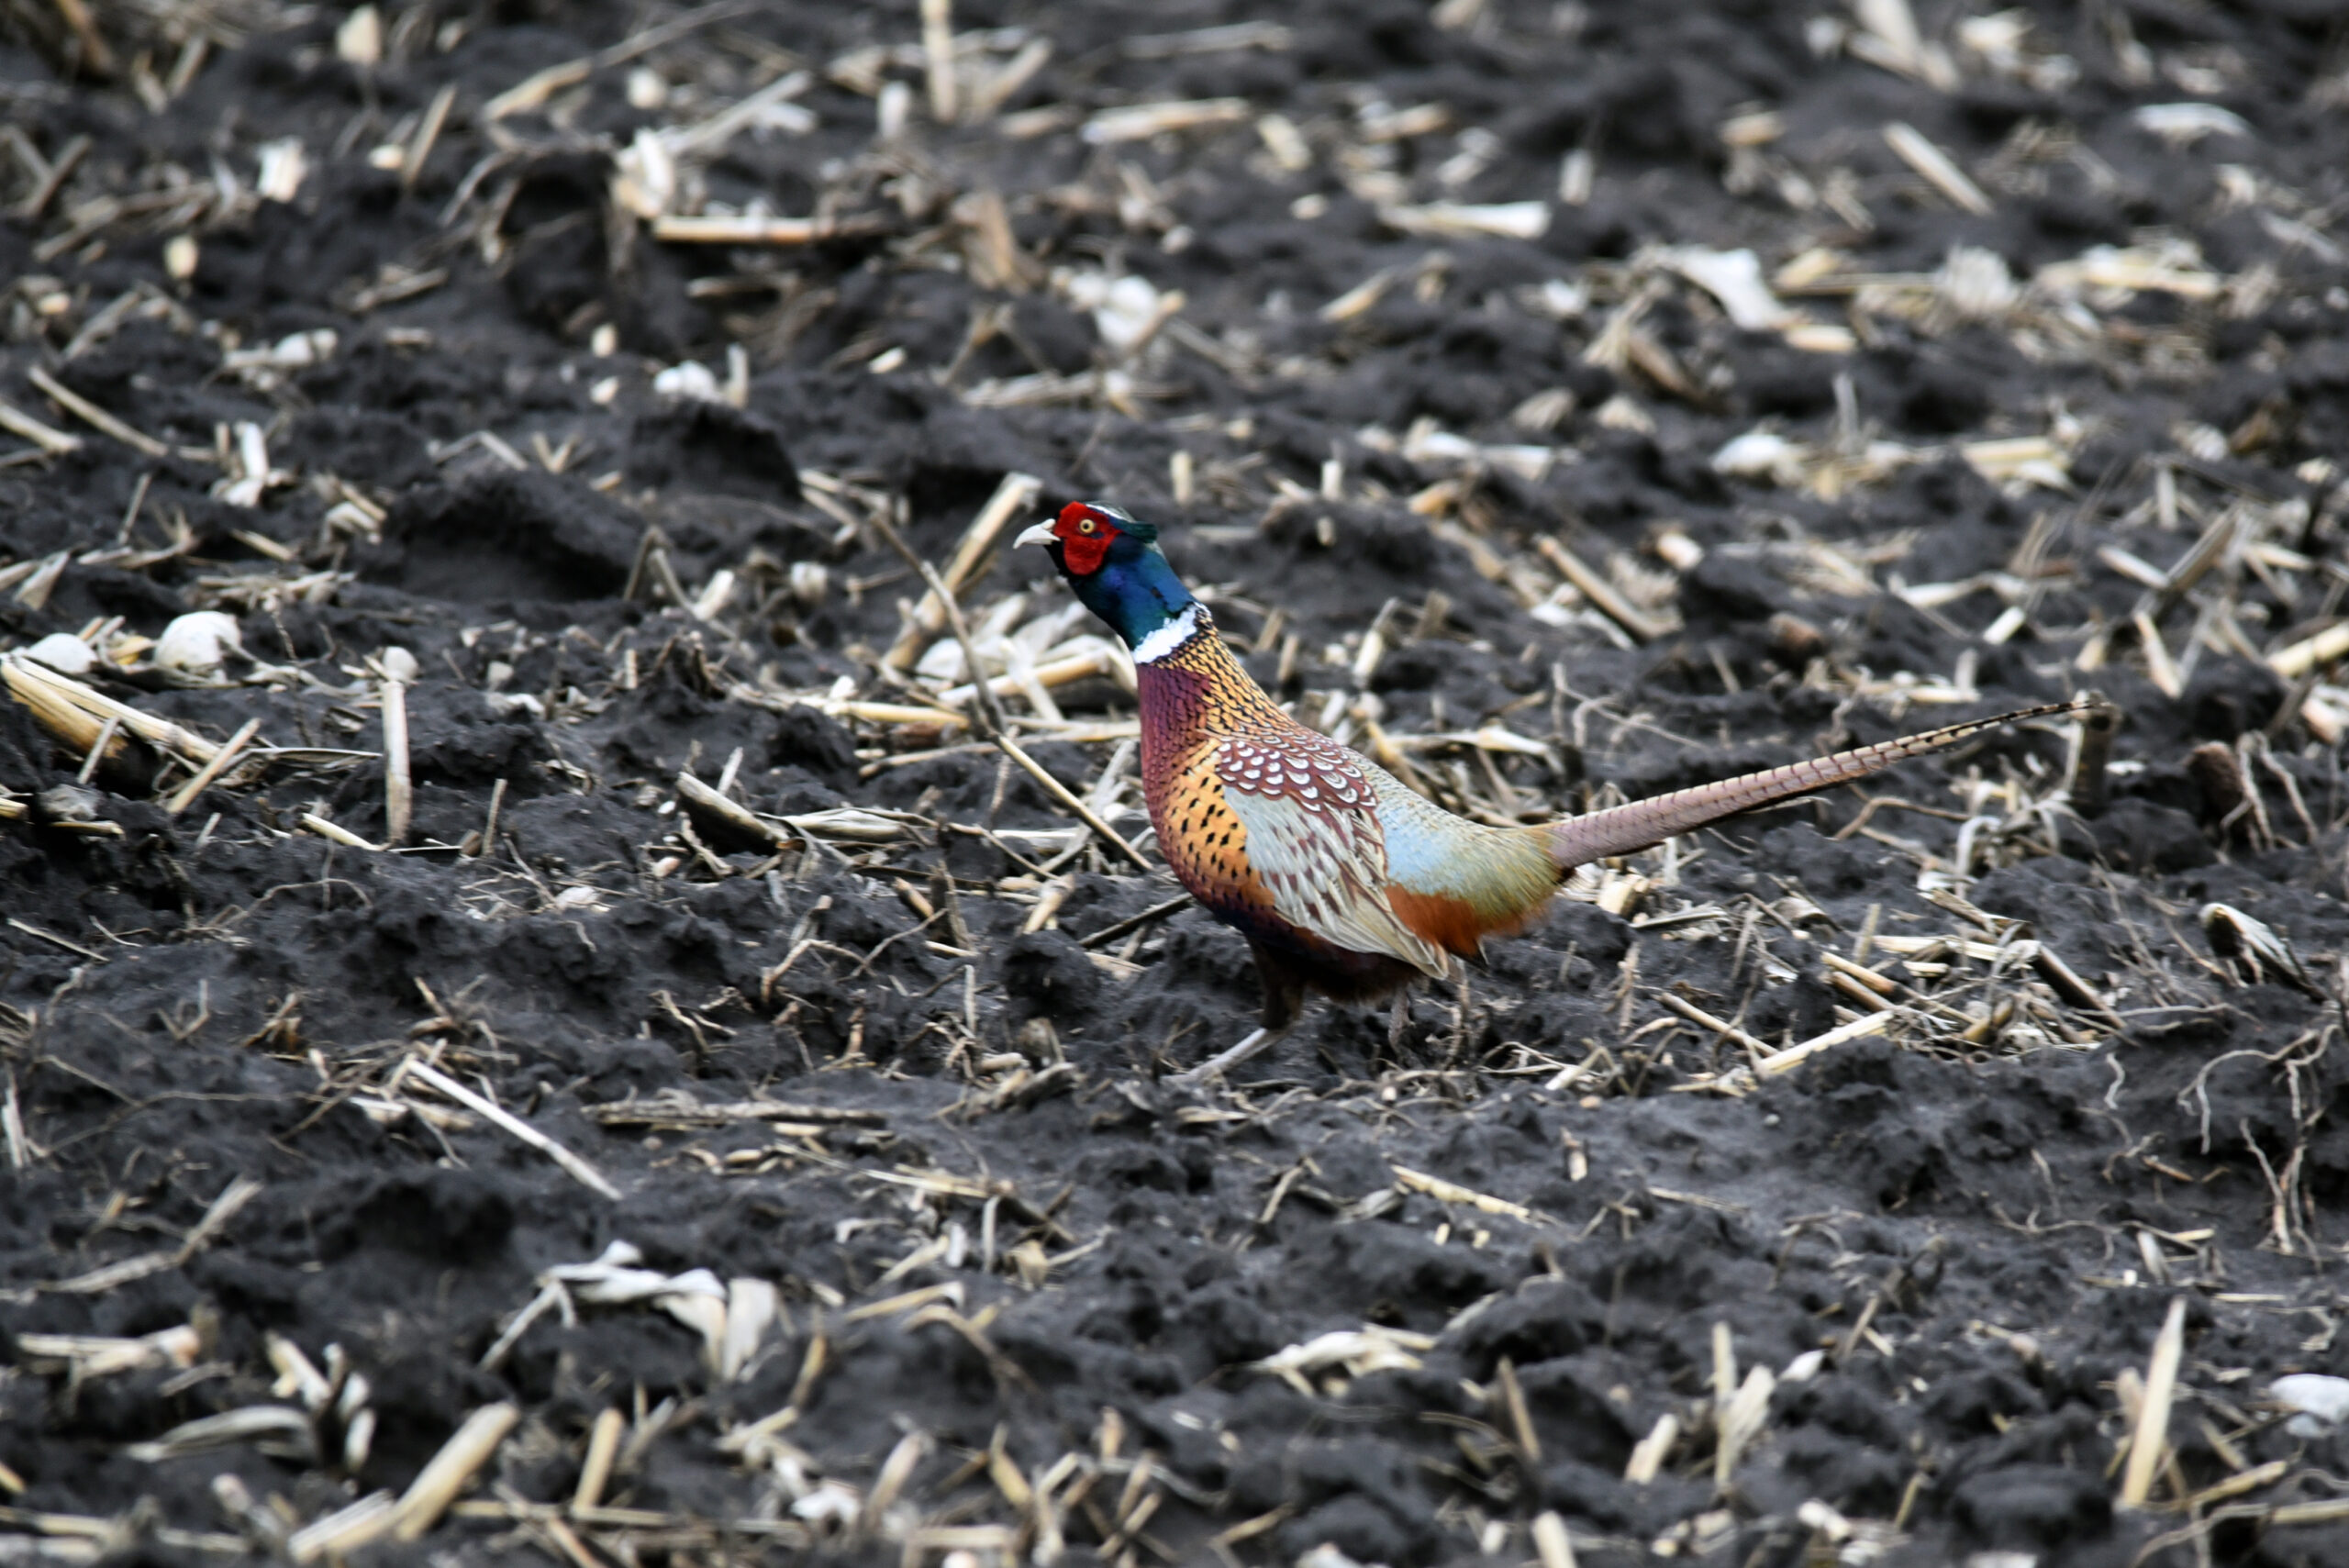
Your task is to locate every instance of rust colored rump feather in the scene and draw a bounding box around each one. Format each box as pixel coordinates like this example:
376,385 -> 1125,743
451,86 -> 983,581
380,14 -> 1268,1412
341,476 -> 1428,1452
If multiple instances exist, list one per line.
1385,885 -> 1493,958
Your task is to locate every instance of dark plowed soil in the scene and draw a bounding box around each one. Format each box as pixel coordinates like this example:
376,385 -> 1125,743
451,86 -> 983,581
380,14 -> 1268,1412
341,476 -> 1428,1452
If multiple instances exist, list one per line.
5,2 -> 2349,1564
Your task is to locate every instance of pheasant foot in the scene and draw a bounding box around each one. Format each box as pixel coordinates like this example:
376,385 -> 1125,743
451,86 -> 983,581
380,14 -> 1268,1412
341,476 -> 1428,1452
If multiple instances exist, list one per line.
1445,969 -> 1472,1065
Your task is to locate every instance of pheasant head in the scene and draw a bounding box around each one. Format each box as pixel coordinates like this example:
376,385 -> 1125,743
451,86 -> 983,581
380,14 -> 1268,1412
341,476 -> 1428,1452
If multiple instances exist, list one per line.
1017,502 -> 1199,658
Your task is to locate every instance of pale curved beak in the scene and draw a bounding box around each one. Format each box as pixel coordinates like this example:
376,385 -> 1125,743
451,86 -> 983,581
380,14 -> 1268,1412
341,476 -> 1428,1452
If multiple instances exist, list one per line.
1014,520 -> 1056,549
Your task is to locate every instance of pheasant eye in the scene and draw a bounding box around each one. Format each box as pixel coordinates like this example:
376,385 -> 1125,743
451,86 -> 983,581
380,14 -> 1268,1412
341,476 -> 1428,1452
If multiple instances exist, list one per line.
1077,517 -> 1097,534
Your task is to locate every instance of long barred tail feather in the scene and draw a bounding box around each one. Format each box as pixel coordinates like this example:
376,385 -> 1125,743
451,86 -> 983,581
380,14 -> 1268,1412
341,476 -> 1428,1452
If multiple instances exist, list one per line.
1542,698 -> 2094,873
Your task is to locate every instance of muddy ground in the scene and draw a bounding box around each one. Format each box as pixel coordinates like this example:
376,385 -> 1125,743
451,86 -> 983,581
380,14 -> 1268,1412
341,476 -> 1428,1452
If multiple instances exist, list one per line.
4,0 -> 2349,1563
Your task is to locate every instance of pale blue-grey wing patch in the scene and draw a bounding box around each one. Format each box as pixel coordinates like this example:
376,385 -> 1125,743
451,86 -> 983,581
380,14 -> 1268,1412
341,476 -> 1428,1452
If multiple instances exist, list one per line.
1364,767 -> 1553,907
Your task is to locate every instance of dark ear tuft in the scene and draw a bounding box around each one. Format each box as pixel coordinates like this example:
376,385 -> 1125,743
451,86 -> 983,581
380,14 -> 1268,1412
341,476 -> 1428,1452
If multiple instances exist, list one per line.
1086,501 -> 1157,544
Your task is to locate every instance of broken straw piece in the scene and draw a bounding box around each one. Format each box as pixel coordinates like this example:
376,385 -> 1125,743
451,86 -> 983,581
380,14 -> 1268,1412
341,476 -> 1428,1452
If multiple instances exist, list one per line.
1391,1163 -> 1542,1222
18,1324 -> 202,1378
1853,0 -> 1922,71
612,128 -> 679,218
1714,1364 -> 1776,1484
2202,902 -> 2318,993
659,1272 -> 730,1369
214,422 -> 285,506
1381,201 -> 1550,239
0,396 -> 82,453
399,1059 -> 620,1199
723,1279 -> 781,1381
1658,247 -> 1791,331
2132,103 -> 2252,146
5,653 -> 222,764
1624,1412 -> 1680,1482
662,70 -> 816,155
288,1493 -> 399,1565
126,1406 -> 314,1462
2119,1297 -> 2186,1507
336,6 -> 381,65
2040,244 -> 2221,301
1757,1011 -> 1891,1076
223,328 -> 338,377
538,1240 -> 777,1375
2271,621 -> 2349,679
1883,122 -> 1992,215
1255,1326 -> 1431,1387
1082,98 -> 1250,143
392,1402 -> 519,1540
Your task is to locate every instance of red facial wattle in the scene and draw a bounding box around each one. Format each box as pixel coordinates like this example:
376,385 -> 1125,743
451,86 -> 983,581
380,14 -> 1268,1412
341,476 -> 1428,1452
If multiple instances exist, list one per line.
1056,504 -> 1115,575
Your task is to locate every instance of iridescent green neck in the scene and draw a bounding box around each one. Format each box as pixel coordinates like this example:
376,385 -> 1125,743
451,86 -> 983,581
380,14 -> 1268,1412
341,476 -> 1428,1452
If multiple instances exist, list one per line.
1072,539 -> 1198,652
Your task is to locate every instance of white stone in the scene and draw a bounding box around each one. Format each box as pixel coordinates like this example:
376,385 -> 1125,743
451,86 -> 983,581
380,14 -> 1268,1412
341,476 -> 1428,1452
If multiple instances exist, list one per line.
1064,270 -> 1167,358
153,612 -> 243,678
2273,1373 -> 2349,1437
1712,428 -> 1809,484
1937,245 -> 2020,321
23,634 -> 95,675
652,361 -> 724,403
255,138 -> 306,203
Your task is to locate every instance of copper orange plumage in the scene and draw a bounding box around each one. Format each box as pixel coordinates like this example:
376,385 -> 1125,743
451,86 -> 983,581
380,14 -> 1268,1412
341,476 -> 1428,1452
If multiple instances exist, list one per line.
1018,500 -> 2086,1078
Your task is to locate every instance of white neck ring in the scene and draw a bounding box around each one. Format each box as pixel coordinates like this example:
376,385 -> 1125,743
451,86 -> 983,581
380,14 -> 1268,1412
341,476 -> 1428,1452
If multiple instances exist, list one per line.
1130,603 -> 1202,665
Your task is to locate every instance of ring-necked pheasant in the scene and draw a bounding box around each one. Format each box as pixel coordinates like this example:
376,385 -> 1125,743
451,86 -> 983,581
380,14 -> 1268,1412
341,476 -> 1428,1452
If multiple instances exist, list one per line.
1017,501 -> 2085,1080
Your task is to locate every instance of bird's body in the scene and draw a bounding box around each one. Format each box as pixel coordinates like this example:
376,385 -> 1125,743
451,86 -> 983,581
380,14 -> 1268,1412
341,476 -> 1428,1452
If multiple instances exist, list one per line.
1018,501 -> 2084,1074
1133,601 -> 1556,1025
